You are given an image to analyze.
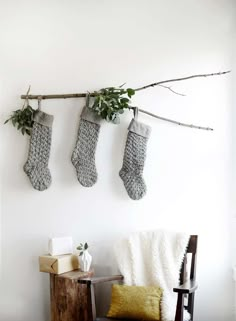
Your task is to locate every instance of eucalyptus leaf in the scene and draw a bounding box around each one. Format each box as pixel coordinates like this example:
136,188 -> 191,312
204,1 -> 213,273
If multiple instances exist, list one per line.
5,105 -> 36,136
77,242 -> 89,256
91,86 -> 135,123
127,88 -> 135,98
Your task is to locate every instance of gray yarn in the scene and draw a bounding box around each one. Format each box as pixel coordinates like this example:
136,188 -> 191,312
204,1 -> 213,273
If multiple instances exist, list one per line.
71,106 -> 101,187
24,110 -> 53,191
119,119 -> 151,200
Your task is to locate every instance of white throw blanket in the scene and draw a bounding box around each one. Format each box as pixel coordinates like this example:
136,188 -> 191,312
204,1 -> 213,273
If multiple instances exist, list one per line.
114,230 -> 190,321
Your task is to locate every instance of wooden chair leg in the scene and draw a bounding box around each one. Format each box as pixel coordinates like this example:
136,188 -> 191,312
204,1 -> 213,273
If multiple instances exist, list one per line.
175,293 -> 184,321
87,283 -> 96,321
188,292 -> 195,321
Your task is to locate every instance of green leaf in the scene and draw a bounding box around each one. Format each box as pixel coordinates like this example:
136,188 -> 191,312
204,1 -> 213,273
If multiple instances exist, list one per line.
6,105 -> 36,136
87,85 -> 134,125
84,242 -> 89,250
127,88 -> 135,98
79,252 -> 83,256
120,98 -> 129,104
4,119 -> 9,124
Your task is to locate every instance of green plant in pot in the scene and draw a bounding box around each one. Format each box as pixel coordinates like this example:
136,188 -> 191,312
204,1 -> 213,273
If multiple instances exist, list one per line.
76,242 -> 92,272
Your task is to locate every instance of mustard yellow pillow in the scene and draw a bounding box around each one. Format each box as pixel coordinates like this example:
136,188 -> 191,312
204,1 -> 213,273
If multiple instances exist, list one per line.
107,284 -> 162,321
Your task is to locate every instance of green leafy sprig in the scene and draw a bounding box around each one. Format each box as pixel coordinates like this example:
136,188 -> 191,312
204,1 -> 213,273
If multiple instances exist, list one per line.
4,105 -> 36,136
76,242 -> 89,256
91,86 -> 135,124
4,85 -> 136,136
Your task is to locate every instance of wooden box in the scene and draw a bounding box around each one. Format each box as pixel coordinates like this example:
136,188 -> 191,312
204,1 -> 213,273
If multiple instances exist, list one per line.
50,270 -> 94,321
39,254 -> 79,274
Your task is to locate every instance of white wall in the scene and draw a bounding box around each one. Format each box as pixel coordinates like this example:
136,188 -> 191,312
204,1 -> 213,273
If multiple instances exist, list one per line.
0,1 -> 234,320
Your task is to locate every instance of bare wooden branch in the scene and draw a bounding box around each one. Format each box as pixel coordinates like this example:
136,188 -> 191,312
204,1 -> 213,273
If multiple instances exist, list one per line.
134,71 -> 231,91
22,85 -> 31,109
21,71 -> 230,100
21,93 -> 91,100
19,71 -> 230,131
158,84 -> 186,96
136,107 -> 213,131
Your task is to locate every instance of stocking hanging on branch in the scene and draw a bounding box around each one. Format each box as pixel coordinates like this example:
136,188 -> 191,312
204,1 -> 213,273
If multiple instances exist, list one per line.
4,70 -> 230,135
119,112 -> 151,200
71,95 -> 102,187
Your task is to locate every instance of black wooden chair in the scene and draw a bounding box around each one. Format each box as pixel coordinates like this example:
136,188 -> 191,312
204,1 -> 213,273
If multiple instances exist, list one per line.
78,235 -> 198,321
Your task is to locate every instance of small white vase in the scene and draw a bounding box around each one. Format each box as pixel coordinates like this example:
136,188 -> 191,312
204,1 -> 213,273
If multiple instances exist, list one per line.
78,250 -> 92,272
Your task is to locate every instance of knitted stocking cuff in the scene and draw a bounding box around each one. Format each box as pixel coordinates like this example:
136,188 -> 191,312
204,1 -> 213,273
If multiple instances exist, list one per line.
34,110 -> 54,127
128,119 -> 151,138
80,106 -> 101,124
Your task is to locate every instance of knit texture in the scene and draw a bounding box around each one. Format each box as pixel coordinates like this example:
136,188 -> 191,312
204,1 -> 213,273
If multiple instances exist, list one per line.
114,230 -> 190,321
24,119 -> 53,191
71,109 -> 101,187
119,119 -> 151,200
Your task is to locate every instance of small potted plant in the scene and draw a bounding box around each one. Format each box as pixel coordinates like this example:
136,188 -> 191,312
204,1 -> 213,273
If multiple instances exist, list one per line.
76,242 -> 92,272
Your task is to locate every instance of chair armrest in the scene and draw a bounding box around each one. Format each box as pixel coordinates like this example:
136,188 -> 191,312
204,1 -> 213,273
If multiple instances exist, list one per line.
78,275 -> 124,285
173,279 -> 198,294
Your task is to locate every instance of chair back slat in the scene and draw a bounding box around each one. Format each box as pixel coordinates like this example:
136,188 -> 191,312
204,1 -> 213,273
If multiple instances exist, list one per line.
190,252 -> 197,280
180,235 -> 198,283
187,235 -> 198,254
179,235 -> 198,319
179,256 -> 187,284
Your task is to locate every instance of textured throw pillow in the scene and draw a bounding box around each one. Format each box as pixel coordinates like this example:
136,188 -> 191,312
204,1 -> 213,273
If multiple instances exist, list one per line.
107,284 -> 162,321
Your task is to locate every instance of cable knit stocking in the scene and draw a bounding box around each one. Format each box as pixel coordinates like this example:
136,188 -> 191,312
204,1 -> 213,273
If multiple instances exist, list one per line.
119,119 -> 151,200
71,106 -> 101,187
24,110 -> 54,191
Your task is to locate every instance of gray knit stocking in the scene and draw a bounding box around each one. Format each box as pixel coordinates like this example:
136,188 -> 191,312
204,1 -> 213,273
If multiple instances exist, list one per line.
71,106 -> 101,187
24,110 -> 54,191
119,119 -> 151,200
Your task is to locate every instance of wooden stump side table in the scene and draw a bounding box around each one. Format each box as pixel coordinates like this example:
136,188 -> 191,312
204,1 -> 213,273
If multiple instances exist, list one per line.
50,269 -> 94,321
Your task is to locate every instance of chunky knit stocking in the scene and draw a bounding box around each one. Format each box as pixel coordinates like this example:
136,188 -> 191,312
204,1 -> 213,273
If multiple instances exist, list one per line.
71,105 -> 101,187
119,119 -> 151,200
24,110 -> 54,191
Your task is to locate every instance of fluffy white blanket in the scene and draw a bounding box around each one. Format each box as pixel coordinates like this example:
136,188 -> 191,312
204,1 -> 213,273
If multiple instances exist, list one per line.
114,230 -> 190,321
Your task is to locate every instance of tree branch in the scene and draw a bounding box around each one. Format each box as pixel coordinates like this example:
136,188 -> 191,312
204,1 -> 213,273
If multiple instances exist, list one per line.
134,71 -> 231,92
21,85 -> 31,109
136,107 -> 213,131
158,84 -> 186,96
21,71 -> 230,100
19,71 -> 229,131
